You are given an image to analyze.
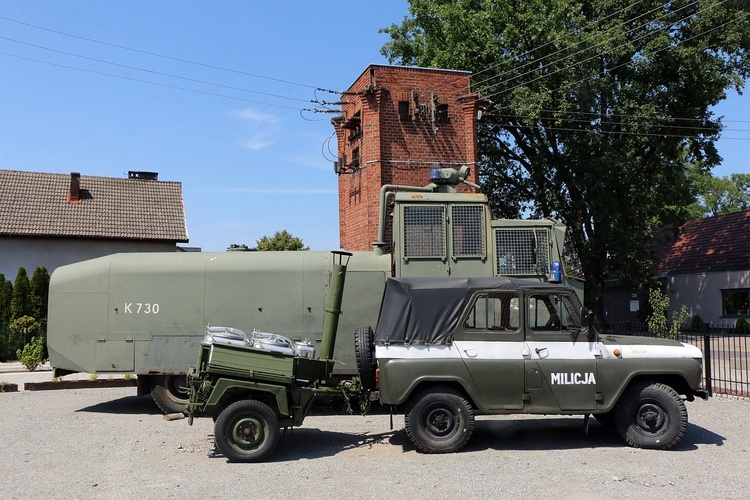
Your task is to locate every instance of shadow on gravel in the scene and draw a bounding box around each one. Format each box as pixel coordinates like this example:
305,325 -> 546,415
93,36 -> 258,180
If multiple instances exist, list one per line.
212,414 -> 725,461
443,417 -> 725,453
201,427 -> 400,463
77,395 -> 162,415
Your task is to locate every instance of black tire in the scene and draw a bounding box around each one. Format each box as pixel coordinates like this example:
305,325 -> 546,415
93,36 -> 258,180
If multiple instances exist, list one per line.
613,382 -> 687,450
354,326 -> 376,390
405,387 -> 475,454
214,399 -> 280,463
151,374 -> 189,414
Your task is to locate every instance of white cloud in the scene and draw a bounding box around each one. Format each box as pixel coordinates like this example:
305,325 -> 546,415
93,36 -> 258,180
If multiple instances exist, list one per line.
235,108 -> 280,124
242,133 -> 275,151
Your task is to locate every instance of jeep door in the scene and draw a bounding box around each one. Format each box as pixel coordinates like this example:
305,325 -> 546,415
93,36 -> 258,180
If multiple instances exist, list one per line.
454,291 -> 525,410
524,292 -> 598,411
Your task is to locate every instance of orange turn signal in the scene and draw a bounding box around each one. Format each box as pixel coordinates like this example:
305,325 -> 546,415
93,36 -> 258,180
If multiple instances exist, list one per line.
614,349 -> 621,357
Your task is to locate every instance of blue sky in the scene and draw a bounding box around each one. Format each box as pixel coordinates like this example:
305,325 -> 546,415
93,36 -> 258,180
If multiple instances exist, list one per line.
0,1 -> 747,252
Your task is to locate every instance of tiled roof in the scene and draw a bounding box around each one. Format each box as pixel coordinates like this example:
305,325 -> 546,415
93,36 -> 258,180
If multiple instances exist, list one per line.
653,210 -> 750,274
0,169 -> 188,242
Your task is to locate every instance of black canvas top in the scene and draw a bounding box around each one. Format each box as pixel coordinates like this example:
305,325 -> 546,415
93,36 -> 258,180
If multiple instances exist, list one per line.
374,276 -> 567,346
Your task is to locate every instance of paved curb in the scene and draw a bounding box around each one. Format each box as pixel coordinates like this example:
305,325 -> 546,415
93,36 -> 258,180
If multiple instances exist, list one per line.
24,379 -> 137,391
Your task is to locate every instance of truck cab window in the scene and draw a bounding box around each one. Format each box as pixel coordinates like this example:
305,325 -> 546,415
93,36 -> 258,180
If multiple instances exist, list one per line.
463,293 -> 519,332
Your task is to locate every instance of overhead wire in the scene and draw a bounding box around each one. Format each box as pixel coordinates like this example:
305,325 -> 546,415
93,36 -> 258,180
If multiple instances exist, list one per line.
0,14 -> 340,94
0,50 -> 314,111
481,0 -> 728,102
491,12 -> 746,113
470,0 -> 696,95
0,34 -> 314,104
430,0 -> 651,96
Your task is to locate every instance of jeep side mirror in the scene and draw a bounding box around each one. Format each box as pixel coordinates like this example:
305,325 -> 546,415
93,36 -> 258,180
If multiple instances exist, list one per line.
580,306 -> 590,328
580,306 -> 596,341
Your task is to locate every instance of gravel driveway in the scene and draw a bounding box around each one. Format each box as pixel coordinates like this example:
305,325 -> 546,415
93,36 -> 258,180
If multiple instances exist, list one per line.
1,388 -> 747,499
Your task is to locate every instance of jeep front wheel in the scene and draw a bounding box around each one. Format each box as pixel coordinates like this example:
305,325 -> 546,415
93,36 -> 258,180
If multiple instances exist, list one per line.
214,399 -> 280,462
613,382 -> 687,450
405,387 -> 475,454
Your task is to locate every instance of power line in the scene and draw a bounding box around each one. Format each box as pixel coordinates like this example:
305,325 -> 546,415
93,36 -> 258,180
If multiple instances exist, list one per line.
0,50 -> 316,111
482,120 -> 750,141
500,13 -> 745,109
432,0 -> 651,95
471,0 -> 670,92
492,106 -> 750,125
482,0 -> 728,101
0,14 -> 341,94
488,111 -> 735,134
0,34 -> 314,103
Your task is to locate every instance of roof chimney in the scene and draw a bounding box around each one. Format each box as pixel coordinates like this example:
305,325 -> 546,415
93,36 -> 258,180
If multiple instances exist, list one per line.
128,171 -> 159,181
67,172 -> 82,203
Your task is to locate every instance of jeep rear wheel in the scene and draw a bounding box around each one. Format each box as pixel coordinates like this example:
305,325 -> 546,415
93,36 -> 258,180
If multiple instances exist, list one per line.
215,399 -> 280,462
354,326 -> 376,390
405,387 -> 475,454
613,382 -> 687,450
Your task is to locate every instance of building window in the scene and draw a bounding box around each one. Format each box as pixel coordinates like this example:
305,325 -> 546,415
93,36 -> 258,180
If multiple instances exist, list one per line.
722,289 -> 750,316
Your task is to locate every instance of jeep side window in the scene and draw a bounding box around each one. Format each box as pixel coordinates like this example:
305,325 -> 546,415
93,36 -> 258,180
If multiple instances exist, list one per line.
528,294 -> 581,331
464,293 -> 520,332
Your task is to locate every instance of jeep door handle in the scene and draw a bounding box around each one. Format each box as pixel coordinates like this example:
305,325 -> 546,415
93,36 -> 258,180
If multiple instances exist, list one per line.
463,349 -> 477,358
535,347 -> 548,355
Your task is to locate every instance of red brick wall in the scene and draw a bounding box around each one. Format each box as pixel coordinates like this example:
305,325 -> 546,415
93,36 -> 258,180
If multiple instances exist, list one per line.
333,65 -> 483,251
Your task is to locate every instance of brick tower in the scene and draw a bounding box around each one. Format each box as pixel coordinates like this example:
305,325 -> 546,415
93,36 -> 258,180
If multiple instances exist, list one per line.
332,65 -> 485,251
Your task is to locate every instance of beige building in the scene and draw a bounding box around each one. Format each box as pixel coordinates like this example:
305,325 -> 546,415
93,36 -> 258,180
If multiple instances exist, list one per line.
0,169 -> 189,278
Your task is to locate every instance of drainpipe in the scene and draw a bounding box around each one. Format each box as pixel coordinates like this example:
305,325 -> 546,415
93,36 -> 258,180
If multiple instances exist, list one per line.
319,251 -> 353,361
372,183 -> 436,255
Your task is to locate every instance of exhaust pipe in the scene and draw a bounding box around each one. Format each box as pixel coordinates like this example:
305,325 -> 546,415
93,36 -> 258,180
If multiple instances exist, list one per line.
319,251 -> 352,360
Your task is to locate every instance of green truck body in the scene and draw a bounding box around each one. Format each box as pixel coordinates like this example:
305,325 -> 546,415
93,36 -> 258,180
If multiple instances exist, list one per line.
47,168 -> 580,412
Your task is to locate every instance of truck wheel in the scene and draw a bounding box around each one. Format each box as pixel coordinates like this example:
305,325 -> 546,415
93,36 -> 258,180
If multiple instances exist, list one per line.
214,399 -> 280,463
151,374 -> 189,414
405,387 -> 475,454
613,382 -> 687,450
354,326 -> 376,390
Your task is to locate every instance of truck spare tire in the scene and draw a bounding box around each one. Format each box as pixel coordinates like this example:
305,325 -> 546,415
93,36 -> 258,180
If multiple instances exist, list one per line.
354,326 -> 376,390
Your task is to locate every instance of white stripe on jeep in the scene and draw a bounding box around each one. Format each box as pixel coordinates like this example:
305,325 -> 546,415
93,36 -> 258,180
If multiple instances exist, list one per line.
376,340 -> 701,360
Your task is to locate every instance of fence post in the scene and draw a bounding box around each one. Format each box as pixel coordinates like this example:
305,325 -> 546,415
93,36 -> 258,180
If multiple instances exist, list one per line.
703,323 -> 712,397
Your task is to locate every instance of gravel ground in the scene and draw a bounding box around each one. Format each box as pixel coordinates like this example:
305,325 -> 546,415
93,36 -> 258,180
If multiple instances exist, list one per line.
1,388 -> 747,499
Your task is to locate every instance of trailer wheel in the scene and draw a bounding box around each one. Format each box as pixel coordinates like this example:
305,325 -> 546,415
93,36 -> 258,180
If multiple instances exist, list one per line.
405,387 -> 475,454
613,382 -> 687,450
151,375 -> 189,414
354,326 -> 376,390
214,399 -> 280,463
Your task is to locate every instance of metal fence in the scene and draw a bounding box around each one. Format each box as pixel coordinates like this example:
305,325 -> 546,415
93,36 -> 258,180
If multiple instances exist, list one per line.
0,322 -> 47,362
599,321 -> 749,397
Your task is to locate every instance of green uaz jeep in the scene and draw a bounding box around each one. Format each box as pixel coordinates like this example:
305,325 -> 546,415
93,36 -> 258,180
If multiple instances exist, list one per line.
356,277 -> 708,453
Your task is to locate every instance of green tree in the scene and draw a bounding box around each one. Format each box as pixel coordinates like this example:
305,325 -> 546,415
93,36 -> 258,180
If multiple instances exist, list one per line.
256,230 -> 310,251
10,267 -> 32,320
16,336 -> 46,372
688,168 -> 750,219
382,0 -> 750,308
0,274 -> 12,323
29,267 -> 50,321
646,288 -> 689,340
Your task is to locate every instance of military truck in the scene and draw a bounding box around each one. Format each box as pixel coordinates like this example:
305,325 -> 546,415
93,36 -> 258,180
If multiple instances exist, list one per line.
186,273 -> 708,462
47,167 -> 581,413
